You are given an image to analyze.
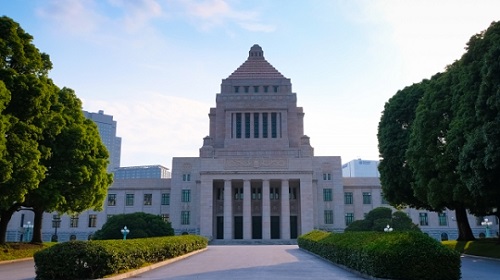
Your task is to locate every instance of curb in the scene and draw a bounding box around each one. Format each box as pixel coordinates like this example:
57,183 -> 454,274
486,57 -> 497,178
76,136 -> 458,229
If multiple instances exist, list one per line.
99,248 -> 208,280
0,257 -> 33,265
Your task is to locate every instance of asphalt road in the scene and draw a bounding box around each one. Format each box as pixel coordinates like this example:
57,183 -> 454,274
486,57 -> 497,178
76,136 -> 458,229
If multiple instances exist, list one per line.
1,246 -> 500,280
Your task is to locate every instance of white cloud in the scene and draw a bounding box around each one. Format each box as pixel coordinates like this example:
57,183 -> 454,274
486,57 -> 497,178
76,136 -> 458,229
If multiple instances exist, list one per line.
36,0 -> 104,34
178,0 -> 275,32
82,93 -> 210,167
364,0 -> 500,84
108,0 -> 164,32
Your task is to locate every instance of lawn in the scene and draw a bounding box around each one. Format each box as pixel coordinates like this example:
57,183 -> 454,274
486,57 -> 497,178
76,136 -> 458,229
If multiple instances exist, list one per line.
442,238 -> 500,259
0,243 -> 54,261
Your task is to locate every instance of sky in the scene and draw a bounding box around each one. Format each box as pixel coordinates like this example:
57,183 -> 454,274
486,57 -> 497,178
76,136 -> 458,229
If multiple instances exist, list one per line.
1,0 -> 499,169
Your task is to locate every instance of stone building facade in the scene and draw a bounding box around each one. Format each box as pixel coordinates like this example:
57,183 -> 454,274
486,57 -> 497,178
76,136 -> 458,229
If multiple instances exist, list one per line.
4,45 -> 498,242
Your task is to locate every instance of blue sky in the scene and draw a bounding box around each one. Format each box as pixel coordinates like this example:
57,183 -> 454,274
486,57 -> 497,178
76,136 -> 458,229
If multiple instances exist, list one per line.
1,0 -> 499,168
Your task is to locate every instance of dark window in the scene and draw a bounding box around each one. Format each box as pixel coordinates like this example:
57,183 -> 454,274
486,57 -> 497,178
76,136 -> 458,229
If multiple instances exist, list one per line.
236,113 -> 242,138
245,113 -> 251,138
262,113 -> 268,138
253,113 -> 259,138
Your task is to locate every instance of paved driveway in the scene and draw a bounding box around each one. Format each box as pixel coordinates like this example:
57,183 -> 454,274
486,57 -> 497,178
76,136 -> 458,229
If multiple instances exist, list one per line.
126,245 -> 365,280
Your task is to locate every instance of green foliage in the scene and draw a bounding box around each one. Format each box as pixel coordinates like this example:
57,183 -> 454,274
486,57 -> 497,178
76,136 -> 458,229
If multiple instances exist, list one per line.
377,81 -> 430,209
34,235 -> 208,280
379,21 -> 500,241
298,230 -> 461,280
345,207 -> 420,232
93,212 -> 174,240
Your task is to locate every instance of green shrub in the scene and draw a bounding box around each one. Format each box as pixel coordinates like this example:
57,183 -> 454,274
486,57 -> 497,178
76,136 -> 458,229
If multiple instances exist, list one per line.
92,212 -> 174,240
298,230 -> 460,280
34,235 -> 208,280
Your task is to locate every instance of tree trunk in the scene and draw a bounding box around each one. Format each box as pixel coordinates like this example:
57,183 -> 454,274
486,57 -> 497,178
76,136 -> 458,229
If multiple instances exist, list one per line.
0,205 -> 20,244
455,206 -> 476,241
32,207 -> 44,243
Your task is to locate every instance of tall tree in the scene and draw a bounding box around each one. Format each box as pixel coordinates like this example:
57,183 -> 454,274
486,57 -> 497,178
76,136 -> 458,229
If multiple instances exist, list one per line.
0,16 -> 54,243
407,69 -> 475,241
378,81 -> 429,209
457,21 -> 500,226
24,87 -> 112,243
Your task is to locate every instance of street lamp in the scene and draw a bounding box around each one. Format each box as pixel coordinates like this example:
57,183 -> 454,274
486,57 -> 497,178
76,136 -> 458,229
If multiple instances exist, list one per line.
481,218 -> 493,238
52,215 -> 61,242
384,224 -> 393,232
121,226 -> 130,240
23,221 -> 33,242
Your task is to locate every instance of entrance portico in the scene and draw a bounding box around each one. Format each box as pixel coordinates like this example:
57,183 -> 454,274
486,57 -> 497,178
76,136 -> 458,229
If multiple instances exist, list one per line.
200,174 -> 311,241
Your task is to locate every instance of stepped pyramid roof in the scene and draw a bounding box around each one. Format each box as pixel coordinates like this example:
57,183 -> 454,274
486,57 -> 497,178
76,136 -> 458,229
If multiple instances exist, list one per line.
226,44 -> 286,80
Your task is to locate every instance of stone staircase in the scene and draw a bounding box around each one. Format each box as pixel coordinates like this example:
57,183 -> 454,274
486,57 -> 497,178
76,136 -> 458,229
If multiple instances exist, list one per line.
209,239 -> 298,245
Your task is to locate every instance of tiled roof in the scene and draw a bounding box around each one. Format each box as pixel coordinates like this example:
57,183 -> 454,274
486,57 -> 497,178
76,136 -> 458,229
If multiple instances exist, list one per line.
226,44 -> 286,79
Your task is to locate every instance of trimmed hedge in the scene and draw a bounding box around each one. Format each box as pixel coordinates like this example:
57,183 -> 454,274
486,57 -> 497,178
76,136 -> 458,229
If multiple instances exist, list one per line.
298,230 -> 460,280
34,235 -> 208,280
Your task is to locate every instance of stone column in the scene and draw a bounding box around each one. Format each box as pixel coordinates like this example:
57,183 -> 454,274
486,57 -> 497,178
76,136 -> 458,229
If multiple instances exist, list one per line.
262,179 -> 271,239
299,177 -> 314,236
223,180 -> 233,239
281,179 -> 290,239
199,177 -> 214,239
243,180 -> 251,239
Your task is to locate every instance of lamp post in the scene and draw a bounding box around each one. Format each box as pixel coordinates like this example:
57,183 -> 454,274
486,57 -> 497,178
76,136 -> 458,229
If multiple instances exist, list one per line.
121,226 -> 130,240
384,224 -> 393,233
23,221 -> 33,242
52,215 -> 61,242
481,218 -> 493,238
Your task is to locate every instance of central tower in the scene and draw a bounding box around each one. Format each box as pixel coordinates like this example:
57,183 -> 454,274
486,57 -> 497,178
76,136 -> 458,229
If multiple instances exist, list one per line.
200,44 -> 313,158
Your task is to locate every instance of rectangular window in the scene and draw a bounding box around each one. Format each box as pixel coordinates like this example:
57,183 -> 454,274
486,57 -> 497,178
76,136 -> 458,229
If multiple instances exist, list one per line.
270,187 -> 280,200
262,113 -> 268,138
234,86 -> 239,93
252,187 -> 261,200
438,213 -> 447,226
263,86 -> 269,93
161,214 -> 170,222
70,215 -> 79,228
244,86 -> 249,93
323,189 -> 332,201
234,187 -> 243,200
271,112 -> 277,138
273,85 -> 279,93
253,86 -> 259,93
161,193 -> 170,205
344,192 -> 353,204
322,173 -> 332,180
182,173 -> 191,181
143,194 -> 152,206
182,189 -> 191,202
419,213 -> 429,226
324,210 -> 333,224
126,194 -> 134,206
245,113 -> 251,138
345,213 -> 354,226
253,113 -> 259,138
362,192 -> 372,204
181,211 -> 190,225
236,113 -> 242,138
88,214 -> 97,228
107,194 -> 116,206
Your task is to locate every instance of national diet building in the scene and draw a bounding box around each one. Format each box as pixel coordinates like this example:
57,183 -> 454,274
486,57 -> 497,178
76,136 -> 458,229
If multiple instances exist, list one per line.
169,44 -> 345,240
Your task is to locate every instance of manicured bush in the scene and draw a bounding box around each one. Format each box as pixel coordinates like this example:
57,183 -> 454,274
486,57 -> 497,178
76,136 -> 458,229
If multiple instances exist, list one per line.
92,212 -> 174,240
298,230 -> 460,280
34,235 -> 208,280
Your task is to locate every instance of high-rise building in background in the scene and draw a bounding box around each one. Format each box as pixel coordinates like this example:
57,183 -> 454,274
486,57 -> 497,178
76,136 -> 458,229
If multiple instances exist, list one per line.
342,159 -> 380,177
83,110 -> 122,171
